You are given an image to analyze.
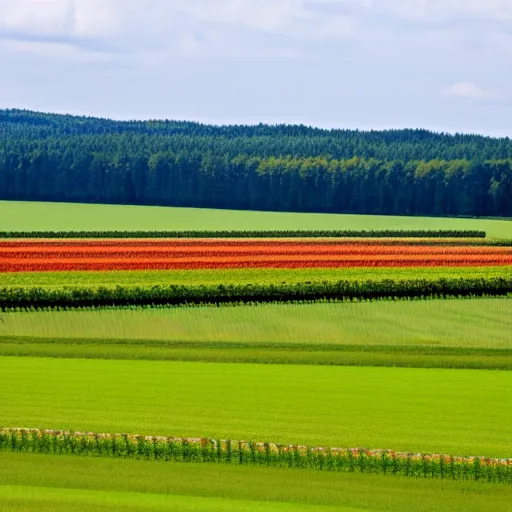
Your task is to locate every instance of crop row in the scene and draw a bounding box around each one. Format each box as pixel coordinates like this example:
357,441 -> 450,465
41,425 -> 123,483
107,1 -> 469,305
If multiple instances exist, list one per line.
1,277 -> 511,309
2,238 -> 511,248
3,246 -> 512,258
2,256 -> 511,272
0,230 -> 487,239
1,429 -> 509,483
3,241 -> 510,273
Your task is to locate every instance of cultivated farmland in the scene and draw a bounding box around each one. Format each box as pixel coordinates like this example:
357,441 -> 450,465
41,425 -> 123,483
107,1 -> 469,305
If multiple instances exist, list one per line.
2,299 -> 512,370
2,238 -> 512,272
3,453 -> 511,512
2,357 -> 511,457
2,265 -> 510,287
1,201 -> 511,510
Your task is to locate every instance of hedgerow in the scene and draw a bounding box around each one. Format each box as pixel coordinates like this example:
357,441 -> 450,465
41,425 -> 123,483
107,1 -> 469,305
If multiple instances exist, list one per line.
1,277 -> 511,309
0,230 -> 487,239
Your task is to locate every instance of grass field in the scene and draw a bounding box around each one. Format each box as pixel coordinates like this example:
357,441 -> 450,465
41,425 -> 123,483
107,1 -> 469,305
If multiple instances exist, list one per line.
1,357 -> 510,457
1,201 -> 511,238
2,266 -> 511,287
3,453 -> 511,512
3,340 -> 512,369
2,298 -> 511,348
2,298 -> 511,368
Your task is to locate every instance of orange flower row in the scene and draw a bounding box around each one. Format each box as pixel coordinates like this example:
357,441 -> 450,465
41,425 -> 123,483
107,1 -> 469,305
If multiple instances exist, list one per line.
2,239 -> 512,272
1,255 -> 511,272
0,238 -> 505,249
2,245 -> 512,259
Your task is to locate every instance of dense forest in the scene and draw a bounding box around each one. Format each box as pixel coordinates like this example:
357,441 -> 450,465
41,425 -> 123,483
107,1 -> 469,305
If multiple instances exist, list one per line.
0,109 -> 511,217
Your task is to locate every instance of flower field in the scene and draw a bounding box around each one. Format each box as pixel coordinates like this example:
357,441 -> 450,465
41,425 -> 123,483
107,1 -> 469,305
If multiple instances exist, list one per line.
2,238 -> 512,272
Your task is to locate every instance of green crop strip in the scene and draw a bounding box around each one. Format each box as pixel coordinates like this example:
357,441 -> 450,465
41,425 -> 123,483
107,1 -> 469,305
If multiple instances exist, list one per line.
3,453 -> 512,512
0,229 -> 487,238
2,276 -> 511,309
2,266 -> 510,289
3,296 -> 510,369
2,429 -> 510,484
2,339 -> 512,370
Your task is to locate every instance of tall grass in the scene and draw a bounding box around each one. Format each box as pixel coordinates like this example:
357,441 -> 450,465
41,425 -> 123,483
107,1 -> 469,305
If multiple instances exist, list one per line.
2,296 -> 511,349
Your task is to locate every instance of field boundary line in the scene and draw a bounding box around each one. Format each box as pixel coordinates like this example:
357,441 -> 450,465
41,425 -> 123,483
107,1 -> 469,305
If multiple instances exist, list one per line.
1,428 -> 510,484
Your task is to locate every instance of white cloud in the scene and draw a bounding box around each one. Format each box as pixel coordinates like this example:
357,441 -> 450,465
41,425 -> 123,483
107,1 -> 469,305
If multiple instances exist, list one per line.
1,1 -> 511,136
72,0 -> 120,39
0,38 -> 114,63
0,0 -> 313,42
346,0 -> 512,22
443,82 -> 499,101
175,0 -> 302,32
459,0 -> 512,21
171,0 -> 357,40
0,0 -> 119,40
1,0 -> 511,46
0,0 -> 71,35
0,0 -> 509,61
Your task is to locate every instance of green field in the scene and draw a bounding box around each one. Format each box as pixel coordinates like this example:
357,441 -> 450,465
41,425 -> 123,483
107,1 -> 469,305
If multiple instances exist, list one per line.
3,453 -> 510,512
4,340 -> 512,369
2,298 -> 510,347
2,298 -> 511,369
1,357 -> 511,457
1,201 -> 511,238
2,266 -> 511,288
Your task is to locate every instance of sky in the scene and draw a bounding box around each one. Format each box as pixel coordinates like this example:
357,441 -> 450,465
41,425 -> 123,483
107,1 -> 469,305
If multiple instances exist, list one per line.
0,0 -> 511,136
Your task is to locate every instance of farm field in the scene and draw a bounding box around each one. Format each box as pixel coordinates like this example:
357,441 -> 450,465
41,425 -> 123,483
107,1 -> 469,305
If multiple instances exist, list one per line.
2,298 -> 512,368
1,200 -> 511,238
3,237 -> 512,308
1,357 -> 511,457
4,339 -> 512,369
3,453 -> 511,512
2,203 -> 511,510
2,298 -> 511,347
3,237 -> 512,271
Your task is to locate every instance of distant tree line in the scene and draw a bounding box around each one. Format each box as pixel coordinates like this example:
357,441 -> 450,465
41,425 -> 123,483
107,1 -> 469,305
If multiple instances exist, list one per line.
0,109 -> 511,216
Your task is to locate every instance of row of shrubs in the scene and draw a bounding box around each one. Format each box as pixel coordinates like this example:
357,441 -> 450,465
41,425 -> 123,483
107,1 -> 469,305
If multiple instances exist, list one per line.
1,277 -> 511,309
0,230 -> 487,239
2,429 -> 510,483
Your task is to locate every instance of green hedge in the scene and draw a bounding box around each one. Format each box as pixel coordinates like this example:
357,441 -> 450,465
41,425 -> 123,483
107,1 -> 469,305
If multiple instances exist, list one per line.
0,230 -> 487,239
1,277 -> 511,309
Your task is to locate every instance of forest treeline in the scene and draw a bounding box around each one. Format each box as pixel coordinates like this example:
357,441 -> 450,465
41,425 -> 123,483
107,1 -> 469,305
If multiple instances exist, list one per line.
1,109 -> 511,216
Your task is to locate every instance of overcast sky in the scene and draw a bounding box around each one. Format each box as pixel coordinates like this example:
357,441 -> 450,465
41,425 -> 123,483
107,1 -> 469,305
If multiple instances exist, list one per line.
0,0 -> 511,136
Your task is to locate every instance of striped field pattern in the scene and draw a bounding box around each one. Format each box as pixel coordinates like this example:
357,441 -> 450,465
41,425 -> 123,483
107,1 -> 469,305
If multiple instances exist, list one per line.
2,239 -> 512,272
